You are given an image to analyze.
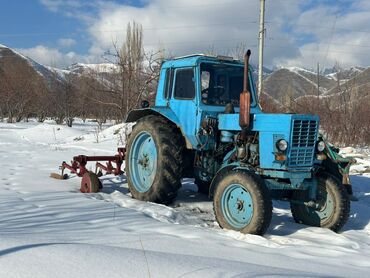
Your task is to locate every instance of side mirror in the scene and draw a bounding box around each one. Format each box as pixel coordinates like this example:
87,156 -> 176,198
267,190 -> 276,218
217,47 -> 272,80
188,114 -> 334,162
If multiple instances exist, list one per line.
141,100 -> 150,108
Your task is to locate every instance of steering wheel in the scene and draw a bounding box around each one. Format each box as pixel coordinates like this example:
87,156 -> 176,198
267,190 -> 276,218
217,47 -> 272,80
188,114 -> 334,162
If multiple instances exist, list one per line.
202,86 -> 225,98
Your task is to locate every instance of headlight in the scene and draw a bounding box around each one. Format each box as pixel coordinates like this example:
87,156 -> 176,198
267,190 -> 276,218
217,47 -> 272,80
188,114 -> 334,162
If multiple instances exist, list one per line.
317,141 -> 325,152
276,139 -> 288,152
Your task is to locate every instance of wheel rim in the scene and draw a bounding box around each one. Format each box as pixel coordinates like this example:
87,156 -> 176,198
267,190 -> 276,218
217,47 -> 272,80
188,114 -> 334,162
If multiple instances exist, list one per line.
129,131 -> 158,193
311,184 -> 335,222
221,184 -> 254,229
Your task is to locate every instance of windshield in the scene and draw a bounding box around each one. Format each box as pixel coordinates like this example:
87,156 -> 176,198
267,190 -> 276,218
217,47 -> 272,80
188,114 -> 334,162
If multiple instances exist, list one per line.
200,63 -> 252,106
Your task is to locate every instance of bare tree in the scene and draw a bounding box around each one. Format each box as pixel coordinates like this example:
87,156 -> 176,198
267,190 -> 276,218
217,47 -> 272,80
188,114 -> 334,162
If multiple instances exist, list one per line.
81,21 -> 163,122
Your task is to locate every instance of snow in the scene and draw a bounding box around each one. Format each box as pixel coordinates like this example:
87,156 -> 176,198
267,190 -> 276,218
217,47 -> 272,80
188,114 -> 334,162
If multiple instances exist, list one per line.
67,63 -> 119,74
287,66 -> 316,75
1,121 -> 370,277
45,66 -> 71,80
340,147 -> 370,176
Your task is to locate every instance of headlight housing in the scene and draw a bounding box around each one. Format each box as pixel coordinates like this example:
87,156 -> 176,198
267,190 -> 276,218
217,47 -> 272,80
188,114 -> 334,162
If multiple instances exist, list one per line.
276,139 -> 288,152
317,141 -> 325,152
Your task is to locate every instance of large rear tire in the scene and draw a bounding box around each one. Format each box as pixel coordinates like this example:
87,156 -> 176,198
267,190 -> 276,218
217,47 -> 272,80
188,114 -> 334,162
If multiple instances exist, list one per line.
290,173 -> 350,232
126,115 -> 184,204
213,170 -> 272,235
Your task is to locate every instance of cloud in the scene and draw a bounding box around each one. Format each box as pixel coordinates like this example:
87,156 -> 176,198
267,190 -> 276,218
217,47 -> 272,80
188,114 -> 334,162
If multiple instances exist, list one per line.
277,3 -> 370,69
86,0 -> 302,67
38,0 -> 102,23
58,38 -> 76,48
39,0 -> 92,12
17,45 -> 88,68
37,0 -> 370,69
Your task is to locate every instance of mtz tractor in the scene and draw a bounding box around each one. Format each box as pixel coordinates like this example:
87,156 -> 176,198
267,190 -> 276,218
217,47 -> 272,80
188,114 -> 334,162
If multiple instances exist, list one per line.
124,50 -> 352,235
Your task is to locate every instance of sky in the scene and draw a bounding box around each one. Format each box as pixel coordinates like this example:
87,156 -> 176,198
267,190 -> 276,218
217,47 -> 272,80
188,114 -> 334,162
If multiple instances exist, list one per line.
1,0 -> 370,70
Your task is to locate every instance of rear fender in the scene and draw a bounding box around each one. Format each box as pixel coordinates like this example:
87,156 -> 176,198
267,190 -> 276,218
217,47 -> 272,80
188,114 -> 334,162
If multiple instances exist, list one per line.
126,107 -> 192,149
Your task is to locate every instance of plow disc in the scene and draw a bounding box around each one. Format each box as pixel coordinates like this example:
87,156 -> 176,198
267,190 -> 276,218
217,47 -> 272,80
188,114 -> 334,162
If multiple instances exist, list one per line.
80,172 -> 102,193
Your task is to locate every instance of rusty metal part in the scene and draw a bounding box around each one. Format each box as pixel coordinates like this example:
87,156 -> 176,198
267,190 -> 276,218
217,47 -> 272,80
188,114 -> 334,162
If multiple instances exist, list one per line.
316,153 -> 327,161
239,50 -> 251,129
52,147 -> 126,179
80,172 -> 102,193
342,173 -> 351,186
50,173 -> 66,180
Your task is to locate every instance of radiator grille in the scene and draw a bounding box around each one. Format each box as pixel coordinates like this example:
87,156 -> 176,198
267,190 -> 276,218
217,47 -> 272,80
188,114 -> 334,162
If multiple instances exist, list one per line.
289,119 -> 318,167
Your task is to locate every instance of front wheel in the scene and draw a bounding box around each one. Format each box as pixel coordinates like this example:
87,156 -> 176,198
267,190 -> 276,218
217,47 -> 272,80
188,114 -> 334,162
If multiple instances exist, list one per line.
213,170 -> 272,235
290,173 -> 350,232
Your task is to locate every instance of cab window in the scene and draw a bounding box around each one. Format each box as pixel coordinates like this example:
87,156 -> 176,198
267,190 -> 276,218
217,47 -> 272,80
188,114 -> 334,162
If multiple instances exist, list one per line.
200,63 -> 252,106
174,68 -> 195,99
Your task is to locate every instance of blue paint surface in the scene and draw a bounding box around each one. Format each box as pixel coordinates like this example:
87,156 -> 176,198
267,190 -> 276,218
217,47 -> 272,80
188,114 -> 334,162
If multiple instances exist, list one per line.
129,131 -> 158,193
218,113 -> 319,170
221,184 -> 253,228
152,55 -> 261,148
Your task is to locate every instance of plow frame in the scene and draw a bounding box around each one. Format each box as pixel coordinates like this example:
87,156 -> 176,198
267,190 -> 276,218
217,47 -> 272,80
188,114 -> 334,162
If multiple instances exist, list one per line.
60,147 -> 126,178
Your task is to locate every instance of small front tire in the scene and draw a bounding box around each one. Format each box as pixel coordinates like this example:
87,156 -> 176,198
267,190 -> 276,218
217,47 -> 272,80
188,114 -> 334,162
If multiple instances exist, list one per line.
213,170 -> 272,235
290,173 -> 350,232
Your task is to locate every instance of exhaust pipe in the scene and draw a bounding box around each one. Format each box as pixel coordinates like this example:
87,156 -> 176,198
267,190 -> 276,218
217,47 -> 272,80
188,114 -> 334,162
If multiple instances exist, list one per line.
239,50 -> 251,129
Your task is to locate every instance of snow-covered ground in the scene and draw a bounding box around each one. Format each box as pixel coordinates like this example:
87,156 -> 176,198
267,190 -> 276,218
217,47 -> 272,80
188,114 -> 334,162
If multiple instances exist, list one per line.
1,120 -> 370,278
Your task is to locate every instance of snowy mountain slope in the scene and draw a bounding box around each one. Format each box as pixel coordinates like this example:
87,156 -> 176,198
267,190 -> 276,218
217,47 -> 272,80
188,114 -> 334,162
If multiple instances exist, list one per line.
287,67 -> 337,92
1,43 -> 369,105
325,66 -> 365,82
326,67 -> 370,96
0,44 -> 66,85
0,44 -> 118,90
1,121 -> 370,277
263,68 -> 320,101
67,63 -> 119,74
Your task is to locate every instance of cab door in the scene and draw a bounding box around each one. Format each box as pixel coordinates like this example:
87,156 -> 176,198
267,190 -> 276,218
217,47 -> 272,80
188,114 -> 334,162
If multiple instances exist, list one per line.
169,67 -> 199,147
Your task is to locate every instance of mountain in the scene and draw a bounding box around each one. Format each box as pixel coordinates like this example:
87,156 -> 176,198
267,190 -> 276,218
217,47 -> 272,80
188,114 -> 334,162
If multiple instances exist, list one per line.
0,44 -> 119,92
1,43 -> 369,107
0,44 -> 63,84
262,66 -> 368,105
324,66 -> 365,81
67,63 -> 119,75
263,68 -> 321,103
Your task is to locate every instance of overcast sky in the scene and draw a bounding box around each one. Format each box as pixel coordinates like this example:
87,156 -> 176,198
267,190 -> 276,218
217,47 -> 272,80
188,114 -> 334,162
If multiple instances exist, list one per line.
1,0 -> 370,70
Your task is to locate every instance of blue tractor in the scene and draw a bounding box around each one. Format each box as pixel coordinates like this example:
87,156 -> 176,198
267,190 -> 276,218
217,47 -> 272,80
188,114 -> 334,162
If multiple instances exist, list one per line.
125,51 -> 351,235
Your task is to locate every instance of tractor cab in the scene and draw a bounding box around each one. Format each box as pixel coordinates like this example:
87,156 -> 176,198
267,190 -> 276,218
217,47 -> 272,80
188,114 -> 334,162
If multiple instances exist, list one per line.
129,54 -> 260,148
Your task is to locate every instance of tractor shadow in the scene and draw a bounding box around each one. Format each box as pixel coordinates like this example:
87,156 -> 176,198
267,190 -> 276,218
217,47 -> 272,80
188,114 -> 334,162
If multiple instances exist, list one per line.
341,175 -> 370,232
99,174 -> 129,194
175,178 -> 211,204
268,175 -> 370,236
96,175 -> 370,236
267,201 -> 308,236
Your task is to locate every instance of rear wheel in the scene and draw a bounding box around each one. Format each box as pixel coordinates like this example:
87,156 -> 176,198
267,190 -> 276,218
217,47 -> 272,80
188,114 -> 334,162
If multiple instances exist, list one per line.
126,115 -> 184,204
290,173 -> 350,232
213,170 -> 272,235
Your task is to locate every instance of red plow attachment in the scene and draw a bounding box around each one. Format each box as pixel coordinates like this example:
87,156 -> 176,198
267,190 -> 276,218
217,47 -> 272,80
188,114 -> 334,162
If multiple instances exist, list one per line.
50,147 -> 126,193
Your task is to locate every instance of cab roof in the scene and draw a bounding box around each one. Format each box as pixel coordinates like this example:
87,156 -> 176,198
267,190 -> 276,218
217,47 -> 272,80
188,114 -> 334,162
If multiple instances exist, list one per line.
162,54 -> 244,68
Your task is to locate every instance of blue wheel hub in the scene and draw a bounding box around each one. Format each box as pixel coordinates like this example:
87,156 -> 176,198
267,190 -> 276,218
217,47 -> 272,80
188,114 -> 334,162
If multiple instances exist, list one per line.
129,131 -> 158,193
221,184 -> 254,229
